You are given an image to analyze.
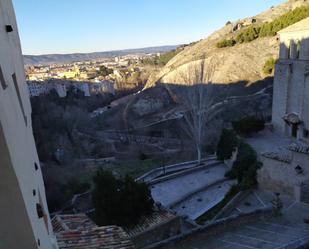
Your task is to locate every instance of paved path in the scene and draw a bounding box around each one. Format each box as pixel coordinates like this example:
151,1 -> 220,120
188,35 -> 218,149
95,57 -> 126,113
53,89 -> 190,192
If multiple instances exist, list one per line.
245,130 -> 292,155
173,180 -> 235,220
151,164 -> 228,207
162,202 -> 309,249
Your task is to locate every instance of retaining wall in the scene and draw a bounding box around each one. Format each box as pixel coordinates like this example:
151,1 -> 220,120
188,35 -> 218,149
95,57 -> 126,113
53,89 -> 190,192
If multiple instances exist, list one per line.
144,207 -> 274,249
136,156 -> 216,183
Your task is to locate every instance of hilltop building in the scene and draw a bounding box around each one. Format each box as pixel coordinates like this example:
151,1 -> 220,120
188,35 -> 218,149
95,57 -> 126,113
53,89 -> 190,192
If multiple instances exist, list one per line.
272,17 -> 309,139
0,0 -> 58,248
252,17 -> 309,201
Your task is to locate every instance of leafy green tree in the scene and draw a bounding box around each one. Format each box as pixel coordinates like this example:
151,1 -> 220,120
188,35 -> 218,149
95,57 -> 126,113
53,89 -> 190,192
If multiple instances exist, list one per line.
92,170 -> 154,226
98,65 -> 113,76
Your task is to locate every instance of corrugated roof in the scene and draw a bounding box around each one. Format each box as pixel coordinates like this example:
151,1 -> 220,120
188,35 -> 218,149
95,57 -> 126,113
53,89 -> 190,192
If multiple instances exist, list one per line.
278,17 -> 309,34
125,211 -> 175,237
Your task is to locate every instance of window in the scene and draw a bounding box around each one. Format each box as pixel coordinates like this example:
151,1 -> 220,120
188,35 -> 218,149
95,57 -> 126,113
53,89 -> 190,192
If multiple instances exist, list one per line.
0,66 -> 7,90
289,63 -> 293,74
296,40 -> 301,59
12,73 -> 27,125
292,123 -> 298,138
289,40 -> 295,59
287,43 -> 291,59
36,203 -> 44,218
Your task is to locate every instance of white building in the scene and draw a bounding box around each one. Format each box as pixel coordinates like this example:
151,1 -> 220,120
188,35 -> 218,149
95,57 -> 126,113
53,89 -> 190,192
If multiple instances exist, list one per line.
27,81 -> 67,98
89,80 -> 115,94
72,82 -> 90,96
27,81 -> 48,97
0,0 -> 58,248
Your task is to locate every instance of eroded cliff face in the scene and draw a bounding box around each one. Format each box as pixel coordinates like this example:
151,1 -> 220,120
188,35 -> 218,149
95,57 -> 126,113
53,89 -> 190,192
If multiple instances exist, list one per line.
145,0 -> 309,88
159,37 -> 278,85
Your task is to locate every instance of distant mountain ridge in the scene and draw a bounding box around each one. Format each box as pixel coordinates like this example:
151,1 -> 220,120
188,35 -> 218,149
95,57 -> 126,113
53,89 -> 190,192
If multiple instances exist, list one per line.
23,45 -> 179,65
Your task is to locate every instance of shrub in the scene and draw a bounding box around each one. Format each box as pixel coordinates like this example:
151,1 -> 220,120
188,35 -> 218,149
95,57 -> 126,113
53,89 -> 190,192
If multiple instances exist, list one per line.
216,39 -> 236,48
263,57 -> 277,75
235,26 -> 261,43
92,170 -> 154,226
225,142 -> 262,190
217,5 -> 309,48
98,65 -> 113,77
216,129 -> 239,161
139,152 -> 149,160
232,116 -> 265,136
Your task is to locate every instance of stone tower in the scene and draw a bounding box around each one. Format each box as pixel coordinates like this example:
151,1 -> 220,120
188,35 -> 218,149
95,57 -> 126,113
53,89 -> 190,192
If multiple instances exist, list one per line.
272,17 -> 309,140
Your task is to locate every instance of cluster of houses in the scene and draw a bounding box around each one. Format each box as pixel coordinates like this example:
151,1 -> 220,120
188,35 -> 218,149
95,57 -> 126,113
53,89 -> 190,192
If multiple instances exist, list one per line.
27,79 -> 115,98
27,64 -> 103,82
25,53 -> 154,82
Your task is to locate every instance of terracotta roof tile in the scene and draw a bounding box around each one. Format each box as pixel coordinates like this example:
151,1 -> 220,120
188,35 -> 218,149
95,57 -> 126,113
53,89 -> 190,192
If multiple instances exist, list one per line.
125,211 -> 175,237
52,214 -> 135,249
52,214 -> 96,232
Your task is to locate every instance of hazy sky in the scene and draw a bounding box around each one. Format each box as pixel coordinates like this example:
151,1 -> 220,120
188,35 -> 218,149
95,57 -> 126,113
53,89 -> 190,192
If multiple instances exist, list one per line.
13,0 -> 284,55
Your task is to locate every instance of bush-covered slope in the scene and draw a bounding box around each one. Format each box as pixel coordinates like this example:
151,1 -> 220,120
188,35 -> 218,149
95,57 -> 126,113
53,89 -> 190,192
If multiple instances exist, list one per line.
145,0 -> 309,88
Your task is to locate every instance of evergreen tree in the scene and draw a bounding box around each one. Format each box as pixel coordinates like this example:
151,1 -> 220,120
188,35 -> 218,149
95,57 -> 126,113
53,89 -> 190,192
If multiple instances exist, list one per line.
92,170 -> 154,226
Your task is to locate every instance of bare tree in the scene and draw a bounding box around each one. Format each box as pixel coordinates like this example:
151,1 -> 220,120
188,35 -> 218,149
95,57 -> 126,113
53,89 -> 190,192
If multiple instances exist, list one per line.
179,58 -> 216,164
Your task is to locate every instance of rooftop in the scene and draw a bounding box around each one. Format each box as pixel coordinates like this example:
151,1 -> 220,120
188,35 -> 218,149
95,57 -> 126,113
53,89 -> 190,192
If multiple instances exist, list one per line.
52,214 -> 135,249
245,129 -> 309,162
52,214 -> 95,233
56,226 -> 134,249
125,211 -> 176,237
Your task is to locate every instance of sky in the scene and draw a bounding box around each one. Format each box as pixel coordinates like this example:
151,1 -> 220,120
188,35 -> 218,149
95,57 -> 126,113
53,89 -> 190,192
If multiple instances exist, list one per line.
13,0 -> 285,55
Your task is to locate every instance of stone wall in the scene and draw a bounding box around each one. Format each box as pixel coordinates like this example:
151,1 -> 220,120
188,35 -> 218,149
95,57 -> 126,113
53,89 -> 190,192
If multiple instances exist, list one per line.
272,61 -> 291,135
212,190 -> 252,220
258,151 -> 309,199
144,207 -> 273,249
300,179 -> 309,204
273,30 -> 309,141
130,216 -> 182,249
136,156 -> 216,183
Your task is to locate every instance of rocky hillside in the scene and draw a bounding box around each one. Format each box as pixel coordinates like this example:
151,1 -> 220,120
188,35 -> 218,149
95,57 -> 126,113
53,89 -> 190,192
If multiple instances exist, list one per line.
145,0 -> 309,88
